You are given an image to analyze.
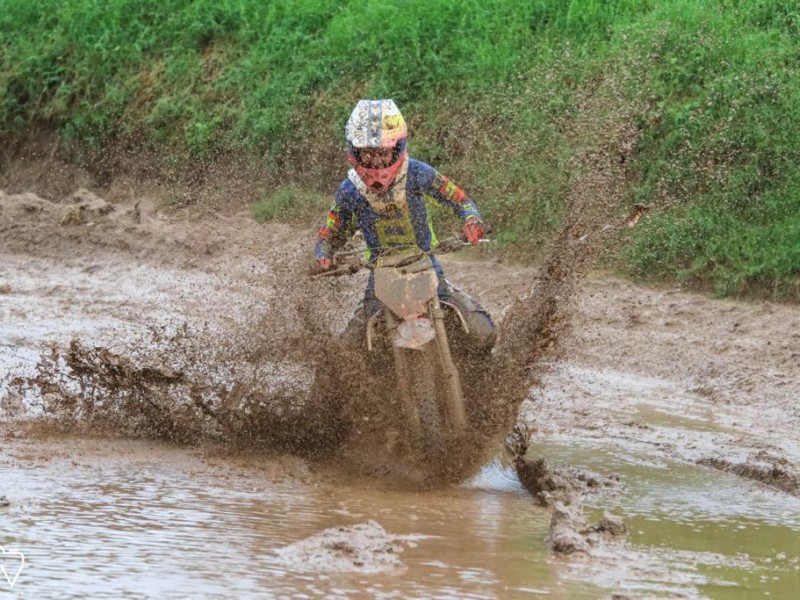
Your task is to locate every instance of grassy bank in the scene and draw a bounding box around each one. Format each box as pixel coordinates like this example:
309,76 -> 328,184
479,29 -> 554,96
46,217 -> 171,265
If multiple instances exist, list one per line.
1,0 -> 798,300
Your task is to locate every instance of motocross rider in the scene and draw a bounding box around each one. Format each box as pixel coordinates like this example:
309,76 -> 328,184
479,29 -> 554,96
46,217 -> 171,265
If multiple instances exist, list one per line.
313,99 -> 496,354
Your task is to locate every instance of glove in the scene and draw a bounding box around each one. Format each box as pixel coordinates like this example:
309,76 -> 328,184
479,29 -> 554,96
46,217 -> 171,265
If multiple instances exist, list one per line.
311,256 -> 332,274
462,219 -> 485,245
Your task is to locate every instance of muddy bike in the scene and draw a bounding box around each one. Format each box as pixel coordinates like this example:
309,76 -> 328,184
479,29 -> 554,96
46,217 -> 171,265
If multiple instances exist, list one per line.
317,238 -> 485,452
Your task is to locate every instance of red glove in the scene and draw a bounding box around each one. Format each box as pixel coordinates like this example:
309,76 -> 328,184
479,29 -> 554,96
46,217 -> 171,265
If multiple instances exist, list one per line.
312,257 -> 332,274
462,219 -> 485,245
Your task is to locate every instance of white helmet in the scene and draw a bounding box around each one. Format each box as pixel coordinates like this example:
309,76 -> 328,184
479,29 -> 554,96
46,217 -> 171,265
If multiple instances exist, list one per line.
345,99 -> 408,192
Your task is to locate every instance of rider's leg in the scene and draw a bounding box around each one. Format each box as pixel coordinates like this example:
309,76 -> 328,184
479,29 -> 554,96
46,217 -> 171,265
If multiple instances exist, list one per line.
437,279 -> 497,355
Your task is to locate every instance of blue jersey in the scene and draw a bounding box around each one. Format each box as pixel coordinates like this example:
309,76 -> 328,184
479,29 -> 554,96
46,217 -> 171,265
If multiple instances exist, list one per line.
315,158 -> 482,262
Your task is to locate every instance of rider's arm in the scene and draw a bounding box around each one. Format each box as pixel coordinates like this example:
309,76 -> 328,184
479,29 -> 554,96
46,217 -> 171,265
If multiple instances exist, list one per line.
315,184 -> 356,260
414,160 -> 483,224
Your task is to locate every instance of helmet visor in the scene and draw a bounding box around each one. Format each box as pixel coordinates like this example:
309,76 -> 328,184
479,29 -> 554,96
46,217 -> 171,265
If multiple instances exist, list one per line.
354,147 -> 395,169
351,138 -> 407,169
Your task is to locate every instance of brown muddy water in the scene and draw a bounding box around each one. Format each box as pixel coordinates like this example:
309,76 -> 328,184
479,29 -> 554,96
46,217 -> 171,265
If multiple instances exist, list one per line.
0,435 -> 547,599
1,426 -> 798,599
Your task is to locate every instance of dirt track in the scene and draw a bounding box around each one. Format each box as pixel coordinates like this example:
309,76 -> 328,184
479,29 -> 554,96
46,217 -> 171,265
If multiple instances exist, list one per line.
2,185 -> 799,491
2,185 -> 800,597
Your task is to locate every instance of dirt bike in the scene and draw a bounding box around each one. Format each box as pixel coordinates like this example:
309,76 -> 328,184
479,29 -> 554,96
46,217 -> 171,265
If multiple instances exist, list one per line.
316,237 -> 485,452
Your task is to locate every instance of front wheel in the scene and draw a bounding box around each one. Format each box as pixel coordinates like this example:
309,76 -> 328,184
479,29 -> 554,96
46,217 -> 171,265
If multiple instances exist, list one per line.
430,300 -> 467,432
405,343 -> 445,452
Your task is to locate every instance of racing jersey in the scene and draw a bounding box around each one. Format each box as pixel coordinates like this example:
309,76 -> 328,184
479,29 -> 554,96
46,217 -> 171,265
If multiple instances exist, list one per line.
315,158 -> 482,262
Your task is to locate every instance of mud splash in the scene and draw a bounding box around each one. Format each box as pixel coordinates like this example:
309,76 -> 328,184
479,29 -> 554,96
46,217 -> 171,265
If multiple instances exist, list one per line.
1,188 -> 344,453
296,84 -> 645,486
470,88 -> 643,484
2,99 -> 641,489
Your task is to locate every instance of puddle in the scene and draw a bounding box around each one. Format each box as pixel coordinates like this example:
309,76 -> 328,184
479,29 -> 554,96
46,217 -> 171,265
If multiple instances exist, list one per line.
0,434 -> 798,599
529,438 -> 800,598
0,436 -> 558,599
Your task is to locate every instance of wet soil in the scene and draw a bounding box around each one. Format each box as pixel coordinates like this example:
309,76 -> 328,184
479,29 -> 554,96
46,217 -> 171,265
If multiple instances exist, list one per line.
515,273 -> 800,498
2,151 -> 799,596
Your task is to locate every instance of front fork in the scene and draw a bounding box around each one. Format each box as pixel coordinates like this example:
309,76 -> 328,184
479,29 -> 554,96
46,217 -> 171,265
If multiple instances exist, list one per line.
429,298 -> 467,430
384,311 -> 421,433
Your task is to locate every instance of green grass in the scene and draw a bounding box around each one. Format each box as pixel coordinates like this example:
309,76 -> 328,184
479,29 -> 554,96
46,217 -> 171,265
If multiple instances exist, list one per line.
2,0 -> 799,300
615,0 -> 800,300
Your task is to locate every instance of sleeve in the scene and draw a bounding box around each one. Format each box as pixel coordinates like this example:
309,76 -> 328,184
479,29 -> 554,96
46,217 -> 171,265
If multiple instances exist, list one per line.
314,184 -> 356,260
419,163 -> 482,223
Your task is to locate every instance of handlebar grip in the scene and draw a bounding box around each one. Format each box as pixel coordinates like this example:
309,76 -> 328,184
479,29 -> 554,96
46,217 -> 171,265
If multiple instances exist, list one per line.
312,264 -> 363,277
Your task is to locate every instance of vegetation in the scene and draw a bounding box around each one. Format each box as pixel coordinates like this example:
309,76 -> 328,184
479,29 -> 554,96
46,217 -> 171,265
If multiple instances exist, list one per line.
1,0 -> 798,300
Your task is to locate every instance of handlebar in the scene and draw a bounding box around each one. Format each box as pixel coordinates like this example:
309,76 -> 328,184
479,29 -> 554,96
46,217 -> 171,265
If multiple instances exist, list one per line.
313,236 -> 491,278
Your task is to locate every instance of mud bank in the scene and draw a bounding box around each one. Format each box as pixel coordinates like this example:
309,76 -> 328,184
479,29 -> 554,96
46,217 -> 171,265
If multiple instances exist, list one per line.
515,273 -> 800,501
